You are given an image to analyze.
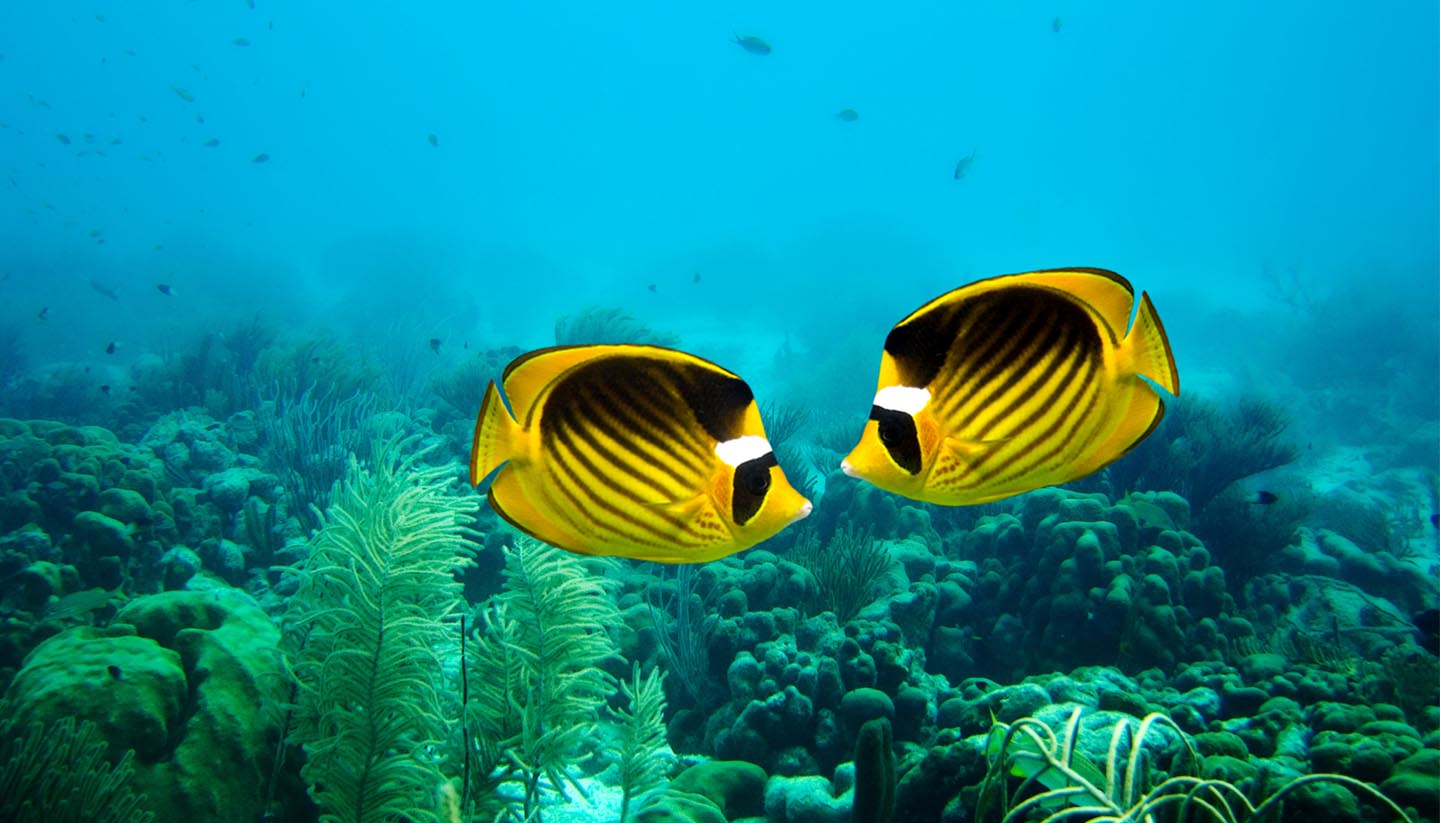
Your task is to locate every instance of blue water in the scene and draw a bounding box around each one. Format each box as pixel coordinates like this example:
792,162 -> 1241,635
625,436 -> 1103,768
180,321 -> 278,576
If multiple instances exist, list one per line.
0,3 -> 1437,822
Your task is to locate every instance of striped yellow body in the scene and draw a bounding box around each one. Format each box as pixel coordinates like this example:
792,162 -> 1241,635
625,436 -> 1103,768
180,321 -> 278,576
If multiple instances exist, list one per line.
843,269 -> 1179,506
470,345 -> 811,563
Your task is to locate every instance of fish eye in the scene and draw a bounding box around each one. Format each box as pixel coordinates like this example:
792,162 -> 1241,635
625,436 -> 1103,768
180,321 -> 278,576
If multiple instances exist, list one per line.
746,467 -> 771,496
868,406 -> 922,475
731,453 -> 779,525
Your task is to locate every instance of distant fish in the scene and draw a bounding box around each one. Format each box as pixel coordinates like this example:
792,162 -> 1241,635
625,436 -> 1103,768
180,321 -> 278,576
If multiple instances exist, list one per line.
203,137 -> 220,148
105,341 -> 116,355
1053,17 -> 1063,33
172,86 -> 195,102
835,108 -> 859,122
734,34 -> 772,55
196,114 -> 205,124
429,338 -> 441,354
37,307 -> 47,320
648,283 -> 657,293
427,133 -> 439,147
1412,608 -> 1440,656
233,37 -> 251,46
1119,494 -> 1176,531
1252,490 -> 1278,505
157,283 -> 174,295
841,269 -> 1179,506
953,149 -> 977,180
101,385 -> 111,395
90,280 -> 119,300
56,133 -> 71,145
469,345 -> 812,562
252,152 -> 269,163
694,272 -> 701,284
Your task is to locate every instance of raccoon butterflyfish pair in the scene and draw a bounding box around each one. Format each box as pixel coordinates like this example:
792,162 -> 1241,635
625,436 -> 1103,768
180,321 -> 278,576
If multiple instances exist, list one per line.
841,268 -> 1180,506
469,345 -> 813,564
470,268 -> 1178,562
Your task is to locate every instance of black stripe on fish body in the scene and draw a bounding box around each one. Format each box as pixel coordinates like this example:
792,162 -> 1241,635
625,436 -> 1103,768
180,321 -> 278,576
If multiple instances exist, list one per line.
551,394 -> 682,504
869,405 -> 923,475
546,417 -> 688,545
610,376 -> 713,469
543,357 -> 709,478
945,289 -> 1096,425
962,337 -> 1100,488
670,362 -> 756,443
936,295 -> 1051,421
981,368 -> 1104,490
582,378 -> 709,484
970,315 -> 1094,441
731,452 -> 778,524
951,311 -> 1073,435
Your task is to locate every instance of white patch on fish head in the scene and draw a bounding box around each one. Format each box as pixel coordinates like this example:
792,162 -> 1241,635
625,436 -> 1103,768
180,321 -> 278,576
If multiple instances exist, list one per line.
715,435 -> 773,467
873,385 -> 930,415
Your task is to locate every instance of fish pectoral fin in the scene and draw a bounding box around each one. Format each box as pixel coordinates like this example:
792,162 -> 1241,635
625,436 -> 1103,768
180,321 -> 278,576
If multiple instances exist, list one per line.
942,435 -> 1009,462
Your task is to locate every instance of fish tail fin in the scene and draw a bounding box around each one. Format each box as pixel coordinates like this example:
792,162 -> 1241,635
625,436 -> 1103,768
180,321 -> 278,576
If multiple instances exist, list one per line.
469,381 -> 520,485
1124,291 -> 1179,396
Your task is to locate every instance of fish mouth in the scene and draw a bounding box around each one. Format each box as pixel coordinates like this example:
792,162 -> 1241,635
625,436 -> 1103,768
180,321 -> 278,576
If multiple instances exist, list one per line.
840,459 -> 860,478
790,500 -> 813,523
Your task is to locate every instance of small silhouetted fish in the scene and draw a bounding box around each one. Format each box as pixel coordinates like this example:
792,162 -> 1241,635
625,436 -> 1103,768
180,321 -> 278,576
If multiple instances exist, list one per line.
252,153 -> 269,163
1053,17 -> 1063,33
37,307 -> 47,320
90,280 -> 119,300
233,37 -> 251,46
835,108 -> 859,122
647,283 -> 657,293
734,34 -> 772,55
427,133 -> 439,147
196,114 -> 205,124
157,283 -> 173,295
105,341 -> 116,354
204,138 -> 220,147
101,384 -> 111,395
429,338 -> 441,354
56,133 -> 71,145
107,664 -> 123,680
172,86 -> 195,102
953,149 -> 977,180
694,272 -> 701,284
1252,490 -> 1278,505
1412,608 -> 1440,656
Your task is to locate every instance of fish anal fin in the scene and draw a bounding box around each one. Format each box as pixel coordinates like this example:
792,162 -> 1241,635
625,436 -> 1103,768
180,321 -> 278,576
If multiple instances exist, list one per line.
1076,382 -> 1166,479
486,468 -> 588,555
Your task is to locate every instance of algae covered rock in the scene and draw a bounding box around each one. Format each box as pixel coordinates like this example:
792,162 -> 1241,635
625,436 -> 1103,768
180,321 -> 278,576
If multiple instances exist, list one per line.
4,588 -> 296,823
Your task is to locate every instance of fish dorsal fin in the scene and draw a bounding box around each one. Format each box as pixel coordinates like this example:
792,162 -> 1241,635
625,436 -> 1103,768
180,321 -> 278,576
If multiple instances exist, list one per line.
499,345 -> 618,423
1004,268 -> 1137,342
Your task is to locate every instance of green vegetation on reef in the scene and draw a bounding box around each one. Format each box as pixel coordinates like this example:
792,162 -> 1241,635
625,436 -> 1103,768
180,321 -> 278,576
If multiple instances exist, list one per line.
0,700 -> 153,823
976,707 -> 1416,823
465,537 -> 621,822
283,436 -> 479,823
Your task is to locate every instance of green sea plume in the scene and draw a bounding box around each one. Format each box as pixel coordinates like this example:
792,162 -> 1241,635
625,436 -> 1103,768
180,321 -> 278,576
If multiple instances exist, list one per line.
976,707 -> 1416,823
283,436 -> 479,823
0,699 -> 154,823
465,536 -> 620,821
